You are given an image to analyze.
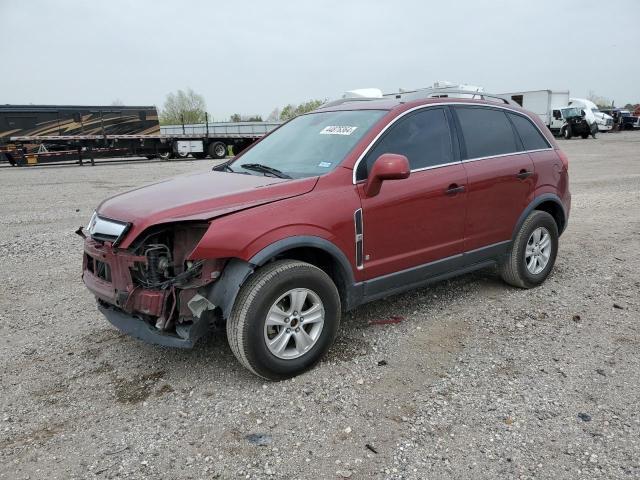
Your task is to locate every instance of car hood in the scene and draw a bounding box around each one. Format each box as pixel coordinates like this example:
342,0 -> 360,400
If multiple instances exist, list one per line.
97,170 -> 318,248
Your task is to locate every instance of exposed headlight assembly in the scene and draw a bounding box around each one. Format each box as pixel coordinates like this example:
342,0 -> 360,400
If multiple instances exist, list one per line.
86,211 -> 129,245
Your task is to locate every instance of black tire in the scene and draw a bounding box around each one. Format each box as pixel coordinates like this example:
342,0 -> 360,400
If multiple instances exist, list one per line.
581,132 -> 589,139
227,260 -> 341,380
191,152 -> 207,159
563,127 -> 572,139
208,141 -> 227,159
499,210 -> 559,289
158,151 -> 171,160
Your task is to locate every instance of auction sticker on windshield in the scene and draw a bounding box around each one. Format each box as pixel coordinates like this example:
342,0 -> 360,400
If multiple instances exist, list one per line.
320,125 -> 358,135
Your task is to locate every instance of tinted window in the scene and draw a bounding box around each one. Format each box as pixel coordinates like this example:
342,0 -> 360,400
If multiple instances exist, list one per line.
357,108 -> 452,180
455,107 -> 518,159
508,113 -> 550,151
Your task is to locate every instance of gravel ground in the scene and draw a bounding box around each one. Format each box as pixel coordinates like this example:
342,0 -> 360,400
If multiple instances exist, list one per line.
1,132 -> 639,479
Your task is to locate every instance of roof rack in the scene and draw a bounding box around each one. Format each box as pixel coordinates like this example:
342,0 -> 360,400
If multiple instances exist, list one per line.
322,88 -> 515,109
384,87 -> 514,105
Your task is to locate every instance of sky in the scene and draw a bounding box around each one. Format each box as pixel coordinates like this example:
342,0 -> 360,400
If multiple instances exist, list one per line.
1,0 -> 638,120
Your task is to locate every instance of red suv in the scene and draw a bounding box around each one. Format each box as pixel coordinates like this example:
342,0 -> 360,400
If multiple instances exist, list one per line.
81,96 -> 570,379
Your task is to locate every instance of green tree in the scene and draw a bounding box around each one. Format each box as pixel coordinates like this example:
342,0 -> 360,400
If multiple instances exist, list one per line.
160,88 -> 207,125
230,113 -> 242,122
279,99 -> 325,121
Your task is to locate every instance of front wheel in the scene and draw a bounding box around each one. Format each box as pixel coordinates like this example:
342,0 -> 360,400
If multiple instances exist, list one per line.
499,210 -> 559,288
227,260 -> 341,380
563,127 -> 572,139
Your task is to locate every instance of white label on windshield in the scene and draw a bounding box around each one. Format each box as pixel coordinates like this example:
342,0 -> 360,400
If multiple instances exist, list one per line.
320,125 -> 358,135
318,161 -> 332,168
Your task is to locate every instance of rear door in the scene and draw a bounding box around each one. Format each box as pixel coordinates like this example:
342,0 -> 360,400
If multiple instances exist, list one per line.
356,107 -> 467,281
453,106 -> 535,252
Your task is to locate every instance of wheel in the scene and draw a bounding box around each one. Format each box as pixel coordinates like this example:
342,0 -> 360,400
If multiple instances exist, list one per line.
581,132 -> 589,139
156,151 -> 171,160
145,155 -> 157,160
227,260 -> 341,380
208,141 -> 227,159
563,127 -> 572,139
175,151 -> 189,159
192,152 -> 206,159
499,210 -> 559,289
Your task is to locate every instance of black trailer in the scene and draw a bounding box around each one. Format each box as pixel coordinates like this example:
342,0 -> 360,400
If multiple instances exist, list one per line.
1,104 -> 280,166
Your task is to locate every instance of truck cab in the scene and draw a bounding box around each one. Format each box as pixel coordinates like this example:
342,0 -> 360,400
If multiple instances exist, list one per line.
550,107 -> 592,139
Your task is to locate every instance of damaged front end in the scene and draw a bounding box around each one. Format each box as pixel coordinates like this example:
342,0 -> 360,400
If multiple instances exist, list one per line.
81,217 -> 224,348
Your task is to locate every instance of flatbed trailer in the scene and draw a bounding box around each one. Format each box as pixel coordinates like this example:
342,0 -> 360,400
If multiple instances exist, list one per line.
6,122 -> 281,166
1,104 -> 281,166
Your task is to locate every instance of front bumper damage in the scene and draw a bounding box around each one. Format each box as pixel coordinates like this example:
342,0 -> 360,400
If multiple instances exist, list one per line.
82,237 -> 222,348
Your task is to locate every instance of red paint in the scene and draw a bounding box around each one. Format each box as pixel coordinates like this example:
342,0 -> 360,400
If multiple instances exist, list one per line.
84,97 -> 570,325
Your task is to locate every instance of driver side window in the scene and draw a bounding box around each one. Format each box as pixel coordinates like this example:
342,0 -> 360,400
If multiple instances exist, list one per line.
355,108 -> 453,181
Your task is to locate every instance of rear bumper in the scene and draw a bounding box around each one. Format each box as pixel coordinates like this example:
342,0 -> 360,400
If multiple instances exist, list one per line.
98,303 -> 211,349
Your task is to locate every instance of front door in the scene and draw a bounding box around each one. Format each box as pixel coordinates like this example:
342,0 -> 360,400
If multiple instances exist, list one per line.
355,107 -> 468,282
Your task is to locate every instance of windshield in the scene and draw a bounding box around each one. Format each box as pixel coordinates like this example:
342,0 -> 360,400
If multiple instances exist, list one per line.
231,110 -> 386,179
561,107 -> 582,118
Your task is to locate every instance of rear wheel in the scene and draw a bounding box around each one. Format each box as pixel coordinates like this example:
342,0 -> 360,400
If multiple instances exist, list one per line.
208,141 -> 227,159
500,210 -> 559,288
158,151 -> 171,160
227,260 -> 341,380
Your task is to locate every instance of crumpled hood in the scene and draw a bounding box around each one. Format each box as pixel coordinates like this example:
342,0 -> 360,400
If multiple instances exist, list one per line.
97,170 -> 317,248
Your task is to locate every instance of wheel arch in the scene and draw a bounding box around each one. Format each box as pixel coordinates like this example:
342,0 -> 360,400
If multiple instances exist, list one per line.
207,236 -> 358,320
250,236 -> 357,311
513,194 -> 567,239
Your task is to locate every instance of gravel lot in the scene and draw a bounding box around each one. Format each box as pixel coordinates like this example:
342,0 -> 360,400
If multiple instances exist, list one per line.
1,132 -> 639,480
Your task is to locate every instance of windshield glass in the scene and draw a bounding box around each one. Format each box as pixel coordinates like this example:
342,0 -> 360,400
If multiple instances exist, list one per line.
561,107 -> 582,118
231,110 -> 386,179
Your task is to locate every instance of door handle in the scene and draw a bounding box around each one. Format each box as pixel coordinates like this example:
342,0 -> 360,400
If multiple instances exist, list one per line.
445,184 -> 465,195
516,169 -> 533,180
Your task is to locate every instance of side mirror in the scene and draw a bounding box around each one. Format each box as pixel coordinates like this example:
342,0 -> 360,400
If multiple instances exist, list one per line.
363,153 -> 410,197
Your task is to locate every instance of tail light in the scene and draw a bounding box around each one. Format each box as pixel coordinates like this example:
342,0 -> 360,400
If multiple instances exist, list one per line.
557,149 -> 569,172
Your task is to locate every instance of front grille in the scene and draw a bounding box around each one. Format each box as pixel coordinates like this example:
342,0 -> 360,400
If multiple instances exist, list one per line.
86,254 -> 112,282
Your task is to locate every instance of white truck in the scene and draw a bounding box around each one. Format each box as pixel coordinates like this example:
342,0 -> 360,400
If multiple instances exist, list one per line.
568,98 -> 613,132
501,90 -> 594,139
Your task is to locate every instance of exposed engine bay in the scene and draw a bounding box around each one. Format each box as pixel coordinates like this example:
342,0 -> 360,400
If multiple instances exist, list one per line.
82,221 -> 224,343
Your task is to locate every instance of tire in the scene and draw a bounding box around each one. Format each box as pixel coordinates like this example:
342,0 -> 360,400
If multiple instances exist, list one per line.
563,127 -> 572,139
158,151 -> 171,160
227,260 -> 341,380
499,210 -> 559,289
581,132 -> 589,139
208,141 -> 227,159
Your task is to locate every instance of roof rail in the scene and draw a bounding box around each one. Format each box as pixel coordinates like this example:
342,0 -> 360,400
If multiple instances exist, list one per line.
385,87 -> 515,105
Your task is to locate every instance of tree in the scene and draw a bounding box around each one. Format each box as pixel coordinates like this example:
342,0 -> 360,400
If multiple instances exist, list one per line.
279,99 -> 326,121
160,88 -> 207,125
230,113 -> 263,122
111,98 -> 124,106
587,90 -> 612,109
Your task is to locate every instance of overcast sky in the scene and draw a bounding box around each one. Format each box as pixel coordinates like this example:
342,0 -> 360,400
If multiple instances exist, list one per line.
1,0 -> 638,119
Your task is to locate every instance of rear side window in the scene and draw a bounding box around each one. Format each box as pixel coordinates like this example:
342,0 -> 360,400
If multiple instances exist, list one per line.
455,107 -> 518,159
508,113 -> 550,151
357,107 -> 453,179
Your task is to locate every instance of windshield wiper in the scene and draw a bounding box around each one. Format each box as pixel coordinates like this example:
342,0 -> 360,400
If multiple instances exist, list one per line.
212,160 -> 235,173
240,163 -> 292,179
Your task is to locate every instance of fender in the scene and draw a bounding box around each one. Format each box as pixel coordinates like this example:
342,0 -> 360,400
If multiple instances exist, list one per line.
512,193 -> 567,239
207,236 -> 360,319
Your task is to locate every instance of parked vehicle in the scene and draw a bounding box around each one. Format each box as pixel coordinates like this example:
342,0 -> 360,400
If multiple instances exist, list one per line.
568,98 -> 613,132
80,95 -> 571,379
1,104 -> 279,166
500,90 -> 569,127
550,106 -> 593,139
600,108 -> 640,130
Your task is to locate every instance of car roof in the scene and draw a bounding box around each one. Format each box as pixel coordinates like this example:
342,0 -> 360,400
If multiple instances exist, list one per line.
314,97 -> 520,114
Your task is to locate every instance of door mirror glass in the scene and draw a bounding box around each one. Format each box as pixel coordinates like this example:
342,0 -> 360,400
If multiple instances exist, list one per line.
364,153 -> 410,197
